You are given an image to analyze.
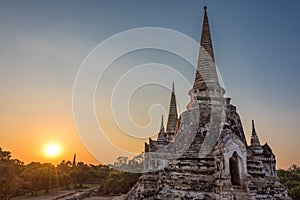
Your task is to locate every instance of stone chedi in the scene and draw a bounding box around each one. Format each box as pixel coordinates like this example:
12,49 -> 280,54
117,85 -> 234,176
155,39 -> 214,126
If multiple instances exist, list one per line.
126,7 -> 291,200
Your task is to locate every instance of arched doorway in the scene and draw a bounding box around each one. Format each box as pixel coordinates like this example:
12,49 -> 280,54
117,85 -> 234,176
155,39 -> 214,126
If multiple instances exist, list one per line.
229,152 -> 241,186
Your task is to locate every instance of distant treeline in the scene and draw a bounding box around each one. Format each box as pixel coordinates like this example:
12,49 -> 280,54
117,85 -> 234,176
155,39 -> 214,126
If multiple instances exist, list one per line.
0,147 -> 141,200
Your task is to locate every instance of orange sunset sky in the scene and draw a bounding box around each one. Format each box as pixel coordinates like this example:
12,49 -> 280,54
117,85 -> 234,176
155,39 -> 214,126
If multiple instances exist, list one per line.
1,1 -> 300,169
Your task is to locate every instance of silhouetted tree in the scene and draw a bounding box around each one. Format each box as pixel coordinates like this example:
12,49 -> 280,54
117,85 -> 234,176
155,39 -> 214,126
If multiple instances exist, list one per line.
0,148 -> 11,161
69,162 -> 90,188
0,148 -> 24,200
57,160 -> 73,189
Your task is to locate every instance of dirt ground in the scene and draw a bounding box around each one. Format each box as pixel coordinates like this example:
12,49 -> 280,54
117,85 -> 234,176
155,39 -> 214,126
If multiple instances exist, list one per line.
13,194 -> 118,200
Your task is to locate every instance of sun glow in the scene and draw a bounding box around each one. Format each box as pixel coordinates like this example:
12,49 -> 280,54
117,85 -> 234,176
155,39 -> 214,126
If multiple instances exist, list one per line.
44,144 -> 61,157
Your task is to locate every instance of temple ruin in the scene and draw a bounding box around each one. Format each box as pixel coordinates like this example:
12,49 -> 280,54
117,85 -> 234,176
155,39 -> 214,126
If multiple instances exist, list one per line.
125,6 -> 291,200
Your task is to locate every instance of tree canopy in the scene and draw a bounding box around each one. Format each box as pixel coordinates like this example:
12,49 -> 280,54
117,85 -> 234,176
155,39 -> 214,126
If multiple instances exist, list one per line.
277,164 -> 300,200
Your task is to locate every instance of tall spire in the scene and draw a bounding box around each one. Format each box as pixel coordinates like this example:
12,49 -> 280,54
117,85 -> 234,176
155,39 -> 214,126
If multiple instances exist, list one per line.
72,153 -> 76,167
193,6 -> 220,89
250,120 -> 261,147
166,82 -> 178,133
157,115 -> 166,141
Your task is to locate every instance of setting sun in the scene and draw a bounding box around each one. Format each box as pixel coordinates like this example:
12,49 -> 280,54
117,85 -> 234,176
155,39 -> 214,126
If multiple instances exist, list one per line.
44,144 -> 61,157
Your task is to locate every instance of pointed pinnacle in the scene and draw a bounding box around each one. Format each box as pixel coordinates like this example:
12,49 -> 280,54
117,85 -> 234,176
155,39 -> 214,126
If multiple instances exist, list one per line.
166,83 -> 178,133
193,6 -> 219,89
172,82 -> 175,93
160,115 -> 164,130
252,120 -> 256,135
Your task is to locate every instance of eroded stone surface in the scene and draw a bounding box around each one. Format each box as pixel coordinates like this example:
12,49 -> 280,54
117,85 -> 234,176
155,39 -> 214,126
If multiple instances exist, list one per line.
126,104 -> 291,200
125,7 -> 290,200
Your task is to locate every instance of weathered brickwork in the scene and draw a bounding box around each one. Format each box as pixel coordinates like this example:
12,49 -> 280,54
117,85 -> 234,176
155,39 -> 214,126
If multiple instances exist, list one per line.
125,7 -> 291,200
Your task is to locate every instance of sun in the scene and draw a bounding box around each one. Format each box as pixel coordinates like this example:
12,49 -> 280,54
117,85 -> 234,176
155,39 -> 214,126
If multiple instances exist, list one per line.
44,144 -> 61,157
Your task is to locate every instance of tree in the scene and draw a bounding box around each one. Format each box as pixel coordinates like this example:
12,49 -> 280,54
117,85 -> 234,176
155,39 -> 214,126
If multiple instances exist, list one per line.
57,160 -> 73,189
69,162 -> 91,188
0,148 -> 11,161
0,148 -> 24,200
102,170 -> 140,195
113,156 -> 128,170
127,154 -> 144,172
289,185 -> 300,200
88,164 -> 110,182
288,164 -> 300,172
20,162 -> 57,195
57,160 -> 72,173
278,164 -> 300,200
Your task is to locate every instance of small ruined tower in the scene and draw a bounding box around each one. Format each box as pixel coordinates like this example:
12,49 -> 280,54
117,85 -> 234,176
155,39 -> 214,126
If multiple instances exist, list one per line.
250,120 -> 263,153
157,115 -> 166,142
248,120 -> 277,177
165,82 -> 178,141
143,84 -> 179,171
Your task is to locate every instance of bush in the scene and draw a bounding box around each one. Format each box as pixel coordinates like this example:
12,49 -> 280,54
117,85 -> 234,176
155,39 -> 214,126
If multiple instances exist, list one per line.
285,180 -> 300,190
101,171 -> 140,195
289,185 -> 300,200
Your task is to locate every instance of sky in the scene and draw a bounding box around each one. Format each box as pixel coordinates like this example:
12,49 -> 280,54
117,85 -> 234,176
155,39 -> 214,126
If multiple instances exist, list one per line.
0,0 -> 299,169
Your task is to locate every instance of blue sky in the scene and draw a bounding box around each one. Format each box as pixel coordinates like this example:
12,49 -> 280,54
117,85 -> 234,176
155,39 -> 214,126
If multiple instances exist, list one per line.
0,0 -> 299,168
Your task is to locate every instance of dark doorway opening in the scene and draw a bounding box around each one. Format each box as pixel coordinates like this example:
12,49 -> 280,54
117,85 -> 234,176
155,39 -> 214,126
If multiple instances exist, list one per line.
229,152 -> 241,186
